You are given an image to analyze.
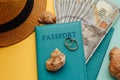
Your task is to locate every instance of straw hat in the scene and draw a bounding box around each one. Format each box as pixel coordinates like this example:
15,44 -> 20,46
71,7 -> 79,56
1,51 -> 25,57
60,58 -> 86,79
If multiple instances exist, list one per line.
0,0 -> 46,47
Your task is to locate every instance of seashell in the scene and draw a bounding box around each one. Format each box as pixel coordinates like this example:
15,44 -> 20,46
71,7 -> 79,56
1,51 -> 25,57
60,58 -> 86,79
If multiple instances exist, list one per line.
38,11 -> 56,24
46,48 -> 66,72
109,47 -> 120,80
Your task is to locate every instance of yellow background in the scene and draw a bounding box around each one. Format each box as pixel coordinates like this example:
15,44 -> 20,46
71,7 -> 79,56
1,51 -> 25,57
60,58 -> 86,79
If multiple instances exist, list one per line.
0,0 -> 54,80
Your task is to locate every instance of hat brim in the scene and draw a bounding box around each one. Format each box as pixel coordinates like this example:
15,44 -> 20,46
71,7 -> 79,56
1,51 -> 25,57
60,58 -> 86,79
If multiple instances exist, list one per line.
0,0 -> 46,47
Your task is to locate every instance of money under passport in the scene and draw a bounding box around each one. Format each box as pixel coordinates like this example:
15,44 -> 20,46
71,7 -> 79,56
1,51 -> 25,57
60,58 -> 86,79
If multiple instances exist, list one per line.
54,0 -> 120,62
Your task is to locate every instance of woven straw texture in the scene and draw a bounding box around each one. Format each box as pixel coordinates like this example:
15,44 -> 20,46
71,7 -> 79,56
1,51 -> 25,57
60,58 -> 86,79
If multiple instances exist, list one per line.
0,0 -> 46,47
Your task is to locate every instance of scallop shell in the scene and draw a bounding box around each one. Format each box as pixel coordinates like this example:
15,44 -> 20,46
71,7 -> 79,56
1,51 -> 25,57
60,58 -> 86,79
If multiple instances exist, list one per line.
46,48 -> 66,72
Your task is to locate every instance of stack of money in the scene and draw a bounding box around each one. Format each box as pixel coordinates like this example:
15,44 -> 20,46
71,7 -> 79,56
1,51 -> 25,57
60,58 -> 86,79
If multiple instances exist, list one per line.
54,0 -> 120,62
54,0 -> 98,23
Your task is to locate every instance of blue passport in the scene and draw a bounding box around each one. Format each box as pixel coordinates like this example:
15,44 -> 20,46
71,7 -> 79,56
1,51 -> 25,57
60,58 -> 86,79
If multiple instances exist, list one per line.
86,28 -> 114,80
35,22 -> 87,80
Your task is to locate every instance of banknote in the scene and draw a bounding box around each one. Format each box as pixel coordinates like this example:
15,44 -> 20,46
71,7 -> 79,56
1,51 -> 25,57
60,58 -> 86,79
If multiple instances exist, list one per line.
63,0 -> 70,22
65,0 -> 75,22
72,0 -> 89,21
81,0 -> 97,20
84,0 -> 120,31
54,0 -> 60,23
82,0 -> 120,62
62,0 -> 66,23
63,0 -> 71,23
58,0 -> 63,23
54,0 -> 120,62
82,0 -> 98,24
68,0 -> 83,22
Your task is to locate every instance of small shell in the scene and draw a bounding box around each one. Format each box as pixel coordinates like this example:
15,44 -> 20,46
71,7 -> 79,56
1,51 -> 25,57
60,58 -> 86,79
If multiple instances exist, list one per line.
38,11 -> 56,24
46,48 -> 66,72
109,47 -> 120,80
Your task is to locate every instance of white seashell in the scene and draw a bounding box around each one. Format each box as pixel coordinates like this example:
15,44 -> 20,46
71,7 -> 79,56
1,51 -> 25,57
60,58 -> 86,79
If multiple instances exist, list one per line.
46,48 -> 66,72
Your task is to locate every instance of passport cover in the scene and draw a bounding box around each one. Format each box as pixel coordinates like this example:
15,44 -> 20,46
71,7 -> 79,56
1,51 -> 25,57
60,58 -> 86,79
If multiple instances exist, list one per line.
86,28 -> 114,80
35,22 -> 87,80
